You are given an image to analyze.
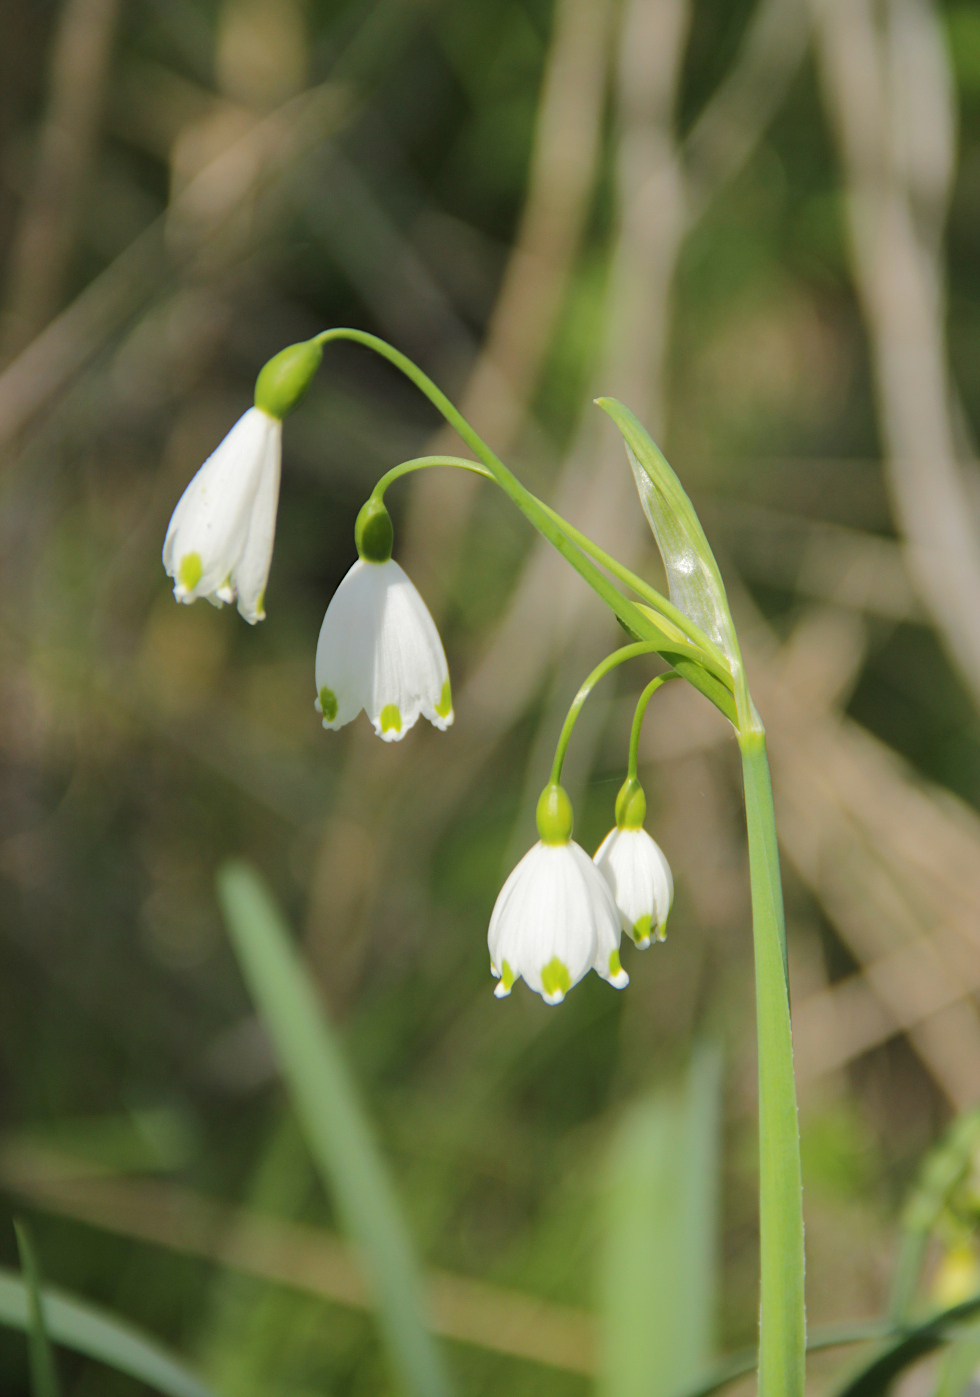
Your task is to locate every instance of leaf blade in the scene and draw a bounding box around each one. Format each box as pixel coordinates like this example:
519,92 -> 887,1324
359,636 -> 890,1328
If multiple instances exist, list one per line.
216,860 -> 453,1397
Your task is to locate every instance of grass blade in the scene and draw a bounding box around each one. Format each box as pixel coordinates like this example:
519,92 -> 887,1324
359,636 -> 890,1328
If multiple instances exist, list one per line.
216,859 -> 453,1397
0,1265 -> 215,1397
14,1221 -> 61,1397
599,1044 -> 722,1397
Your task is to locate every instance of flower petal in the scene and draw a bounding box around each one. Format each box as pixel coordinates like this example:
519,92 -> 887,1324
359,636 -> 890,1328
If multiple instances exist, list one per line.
233,418 -> 282,623
163,407 -> 275,602
368,561 -> 451,740
314,559 -> 378,729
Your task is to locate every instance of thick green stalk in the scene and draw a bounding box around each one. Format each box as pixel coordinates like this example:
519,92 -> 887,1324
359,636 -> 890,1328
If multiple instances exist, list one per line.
740,728 -> 805,1397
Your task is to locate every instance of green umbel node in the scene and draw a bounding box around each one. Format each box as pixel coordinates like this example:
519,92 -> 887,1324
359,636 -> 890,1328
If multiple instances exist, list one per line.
536,783 -> 573,844
254,339 -> 323,419
355,497 -> 394,563
615,776 -> 647,829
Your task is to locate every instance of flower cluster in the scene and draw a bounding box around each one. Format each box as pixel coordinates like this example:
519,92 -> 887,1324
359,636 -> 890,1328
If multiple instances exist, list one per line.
163,336 -> 674,1009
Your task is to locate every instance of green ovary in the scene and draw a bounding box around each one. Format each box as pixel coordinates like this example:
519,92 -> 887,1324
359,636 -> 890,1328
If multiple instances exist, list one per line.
319,687 -> 338,722
500,960 -> 515,990
436,679 -> 452,718
632,914 -> 652,944
380,703 -> 402,733
541,957 -> 571,999
178,553 -> 202,590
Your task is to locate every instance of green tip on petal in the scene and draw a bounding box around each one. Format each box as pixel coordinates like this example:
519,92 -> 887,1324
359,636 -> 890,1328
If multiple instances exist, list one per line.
318,686 -> 338,722
380,703 -> 402,734
355,497 -> 394,563
178,552 -> 202,591
656,920 -> 668,942
615,776 -> 647,829
436,678 -> 452,719
536,783 -> 573,844
500,960 -> 515,991
609,949 -> 623,977
254,339 -> 322,418
541,957 -> 571,1000
632,914 -> 652,947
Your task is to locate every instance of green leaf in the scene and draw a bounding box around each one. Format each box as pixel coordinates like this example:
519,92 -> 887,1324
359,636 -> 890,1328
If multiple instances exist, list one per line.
935,1327 -> 980,1397
831,1291 -> 980,1397
216,860 -> 453,1397
14,1221 -> 61,1397
599,1044 -> 722,1397
0,1265 -> 215,1397
597,398 -> 739,667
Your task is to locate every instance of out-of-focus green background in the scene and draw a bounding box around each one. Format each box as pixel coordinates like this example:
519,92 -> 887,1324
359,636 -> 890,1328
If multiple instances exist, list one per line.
1,0 -> 980,1392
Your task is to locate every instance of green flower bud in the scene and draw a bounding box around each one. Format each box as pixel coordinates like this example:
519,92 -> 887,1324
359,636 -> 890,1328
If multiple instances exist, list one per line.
355,497 -> 394,563
254,339 -> 323,419
536,783 -> 574,845
614,776 -> 647,830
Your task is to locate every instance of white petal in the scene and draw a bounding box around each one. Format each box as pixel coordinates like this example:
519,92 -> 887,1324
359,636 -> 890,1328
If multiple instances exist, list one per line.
487,843 -> 597,1004
163,407 -> 275,602
314,559 -> 378,729
569,841 -> 628,988
595,827 -> 674,946
368,561 -> 452,741
233,418 -> 282,623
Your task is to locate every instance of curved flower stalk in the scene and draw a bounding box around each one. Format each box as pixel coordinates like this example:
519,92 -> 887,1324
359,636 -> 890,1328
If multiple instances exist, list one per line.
162,340 -> 322,622
594,673 -> 676,946
315,501 -> 453,741
489,784 -> 627,1004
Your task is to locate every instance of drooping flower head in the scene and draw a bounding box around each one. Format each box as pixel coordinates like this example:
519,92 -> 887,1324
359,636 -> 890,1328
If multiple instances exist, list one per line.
489,783 -> 628,1005
315,497 -> 453,741
594,777 -> 673,947
162,339 -> 321,623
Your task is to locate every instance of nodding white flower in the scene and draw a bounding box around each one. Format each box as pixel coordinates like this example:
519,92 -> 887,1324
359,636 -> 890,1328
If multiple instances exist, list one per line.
594,825 -> 673,948
163,406 -> 281,624
315,555 -> 453,742
488,784 -> 628,1005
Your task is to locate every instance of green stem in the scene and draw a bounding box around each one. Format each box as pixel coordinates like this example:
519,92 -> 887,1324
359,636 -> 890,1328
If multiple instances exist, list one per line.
368,449 -> 731,688
740,727 -> 804,1397
314,330 -> 721,677
549,644 -> 661,786
627,673 -> 680,781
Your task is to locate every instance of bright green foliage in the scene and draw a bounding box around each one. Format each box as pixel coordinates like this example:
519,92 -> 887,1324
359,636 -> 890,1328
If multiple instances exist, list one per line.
14,1223 -> 61,1397
599,1045 -> 722,1397
0,1266 -> 215,1397
216,861 -> 453,1397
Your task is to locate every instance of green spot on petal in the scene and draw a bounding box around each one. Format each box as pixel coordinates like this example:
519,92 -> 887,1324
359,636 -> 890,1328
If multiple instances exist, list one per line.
608,948 -> 623,977
632,914 -> 652,945
436,678 -> 452,718
501,960 -> 515,991
656,921 -> 668,942
541,957 -> 571,999
319,687 -> 338,722
178,552 -> 202,590
380,703 -> 402,733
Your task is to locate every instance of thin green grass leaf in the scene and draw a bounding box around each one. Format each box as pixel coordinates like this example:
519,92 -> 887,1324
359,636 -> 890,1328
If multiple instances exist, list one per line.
14,1221 -> 61,1397
216,860 -> 453,1397
936,1327 -> 980,1397
0,1265 -> 215,1397
599,1044 -> 722,1397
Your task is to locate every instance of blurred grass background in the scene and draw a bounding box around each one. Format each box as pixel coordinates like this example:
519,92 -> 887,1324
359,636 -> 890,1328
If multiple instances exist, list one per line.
1,0 -> 980,1392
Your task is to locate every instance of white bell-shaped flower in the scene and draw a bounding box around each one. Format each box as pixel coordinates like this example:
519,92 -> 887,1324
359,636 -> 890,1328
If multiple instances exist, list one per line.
315,517 -> 453,742
488,784 -> 628,1005
594,779 -> 673,947
163,406 -> 281,624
